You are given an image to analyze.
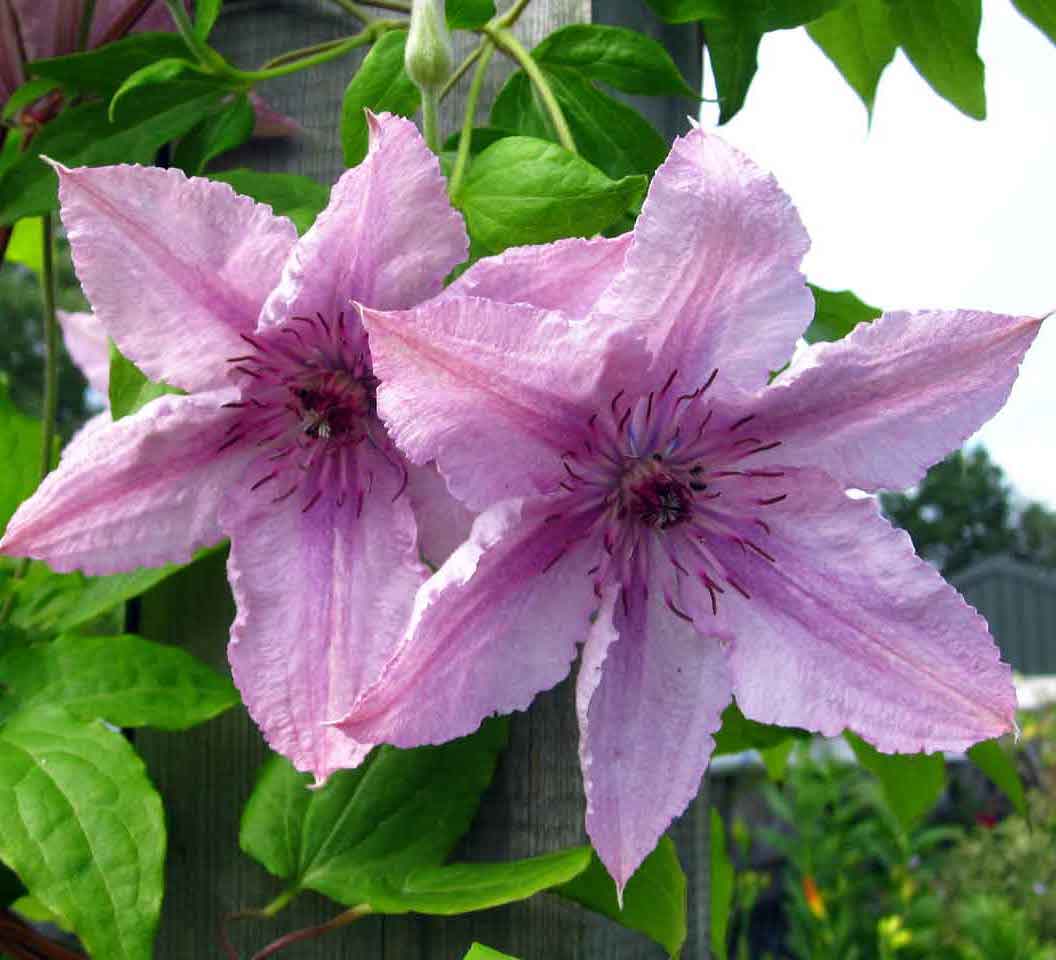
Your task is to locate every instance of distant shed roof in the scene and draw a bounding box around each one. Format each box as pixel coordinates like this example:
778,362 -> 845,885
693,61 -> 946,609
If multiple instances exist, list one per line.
951,555 -> 1056,675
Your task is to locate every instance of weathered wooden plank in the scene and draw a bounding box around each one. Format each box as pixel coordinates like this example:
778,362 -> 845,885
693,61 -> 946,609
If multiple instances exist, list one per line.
137,3 -> 709,957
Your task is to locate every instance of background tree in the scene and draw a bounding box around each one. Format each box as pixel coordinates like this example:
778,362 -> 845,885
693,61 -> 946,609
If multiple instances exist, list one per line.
881,447 -> 1056,576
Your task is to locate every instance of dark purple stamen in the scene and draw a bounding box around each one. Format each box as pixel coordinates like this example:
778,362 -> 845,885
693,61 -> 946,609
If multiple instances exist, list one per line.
219,312 -> 406,515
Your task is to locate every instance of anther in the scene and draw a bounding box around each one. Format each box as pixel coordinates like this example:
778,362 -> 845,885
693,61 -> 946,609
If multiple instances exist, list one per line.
251,472 -> 278,491
727,577 -> 751,599
272,485 -> 299,504
665,597 -> 694,623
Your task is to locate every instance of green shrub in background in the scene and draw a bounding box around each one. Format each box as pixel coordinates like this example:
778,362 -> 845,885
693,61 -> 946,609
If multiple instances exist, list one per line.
731,739 -> 1055,960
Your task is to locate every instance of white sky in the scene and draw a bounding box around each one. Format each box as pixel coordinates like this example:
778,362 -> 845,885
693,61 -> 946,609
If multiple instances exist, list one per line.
700,0 -> 1056,507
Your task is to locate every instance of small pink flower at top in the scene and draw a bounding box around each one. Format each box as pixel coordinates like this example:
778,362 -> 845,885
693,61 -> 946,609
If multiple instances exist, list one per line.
336,125 -> 1041,893
0,112 -> 474,784
0,0 -> 178,116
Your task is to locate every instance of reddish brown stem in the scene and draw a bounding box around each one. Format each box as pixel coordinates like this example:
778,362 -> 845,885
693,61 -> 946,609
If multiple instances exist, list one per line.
0,910 -> 86,960
249,907 -> 369,960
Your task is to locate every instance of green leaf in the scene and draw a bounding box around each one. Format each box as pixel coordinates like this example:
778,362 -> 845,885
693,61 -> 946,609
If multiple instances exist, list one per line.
209,169 -> 330,235
713,702 -> 807,755
109,341 -> 183,420
0,378 -> 44,536
195,0 -> 222,37
846,732 -> 946,829
241,720 -> 509,905
1012,0 -> 1056,45
340,31 -> 421,167
0,634 -> 237,730
704,18 -> 762,124
0,706 -> 165,960
4,218 -> 44,273
363,848 -> 591,915
968,738 -> 1027,818
807,0 -> 897,114
8,545 -> 223,635
533,24 -> 700,97
109,57 -> 236,124
491,69 -> 668,180
173,93 -> 254,174
1,78 -> 61,120
30,33 -> 192,99
447,0 -> 495,28
805,284 -> 881,343
883,0 -> 986,120
0,96 -> 222,224
464,946 -> 518,960
710,808 -> 733,960
555,837 -> 687,957
759,738 -> 796,781
457,137 -> 645,254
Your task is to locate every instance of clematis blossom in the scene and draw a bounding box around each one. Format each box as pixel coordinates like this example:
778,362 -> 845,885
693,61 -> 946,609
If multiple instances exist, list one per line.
337,126 -> 1041,891
0,112 -> 474,782
0,0 -> 179,112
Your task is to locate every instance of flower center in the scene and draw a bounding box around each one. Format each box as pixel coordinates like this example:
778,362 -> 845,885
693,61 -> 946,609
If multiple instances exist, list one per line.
621,457 -> 694,530
553,368 -> 787,619
217,313 -> 405,513
293,369 -> 375,442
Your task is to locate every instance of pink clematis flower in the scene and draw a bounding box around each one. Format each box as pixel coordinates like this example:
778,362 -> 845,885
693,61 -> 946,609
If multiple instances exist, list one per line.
337,127 -> 1041,891
0,113 -> 474,782
0,0 -> 178,110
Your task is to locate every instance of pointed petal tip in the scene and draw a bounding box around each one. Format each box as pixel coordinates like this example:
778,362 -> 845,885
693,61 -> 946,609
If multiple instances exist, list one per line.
39,154 -> 69,175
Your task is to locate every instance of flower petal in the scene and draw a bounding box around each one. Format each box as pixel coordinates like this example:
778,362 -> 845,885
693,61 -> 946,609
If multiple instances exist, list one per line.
578,579 -> 731,896
0,391 -> 247,574
591,126 -> 812,395
751,309 -> 1042,492
58,310 -> 109,396
88,0 -> 179,46
260,112 -> 467,326
222,442 -> 427,784
336,496 -> 598,748
404,460 -> 475,569
441,234 -> 632,319
713,468 -> 1016,753
55,161 -> 297,392
361,296 -> 643,509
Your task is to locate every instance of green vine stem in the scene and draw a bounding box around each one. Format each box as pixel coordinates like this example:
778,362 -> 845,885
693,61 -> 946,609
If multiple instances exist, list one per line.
238,21 -> 405,81
326,0 -> 378,23
439,41 -> 484,101
448,41 -> 496,200
358,0 -> 410,11
256,35 -> 363,71
485,24 -> 576,153
422,89 -> 441,152
37,213 -> 57,482
163,0 -> 235,77
0,213 -> 57,624
76,0 -> 98,51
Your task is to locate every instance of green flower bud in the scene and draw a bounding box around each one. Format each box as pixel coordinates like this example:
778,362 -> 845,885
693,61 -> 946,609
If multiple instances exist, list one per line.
405,0 -> 454,93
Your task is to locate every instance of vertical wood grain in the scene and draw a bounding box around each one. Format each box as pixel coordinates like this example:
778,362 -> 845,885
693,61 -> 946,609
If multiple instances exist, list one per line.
137,3 -> 708,956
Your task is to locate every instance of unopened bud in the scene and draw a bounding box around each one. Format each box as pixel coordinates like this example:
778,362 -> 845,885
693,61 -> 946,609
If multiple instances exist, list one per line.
405,0 -> 453,93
